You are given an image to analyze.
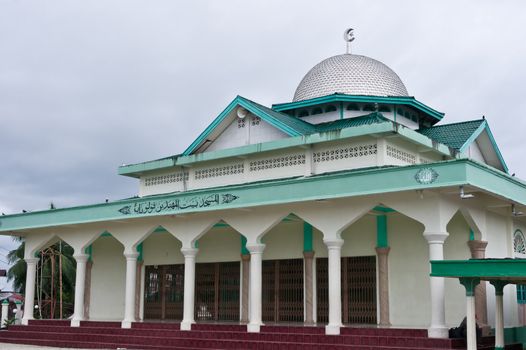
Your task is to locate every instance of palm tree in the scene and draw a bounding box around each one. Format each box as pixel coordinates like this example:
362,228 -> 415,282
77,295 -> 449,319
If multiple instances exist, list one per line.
6,237 -> 26,293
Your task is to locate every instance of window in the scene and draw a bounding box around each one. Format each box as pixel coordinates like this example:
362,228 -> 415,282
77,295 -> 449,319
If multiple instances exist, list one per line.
325,105 -> 337,112
298,110 -> 309,117
311,107 -> 323,115
514,230 -> 526,303
346,103 -> 360,111
363,104 -> 376,111
379,105 -> 391,112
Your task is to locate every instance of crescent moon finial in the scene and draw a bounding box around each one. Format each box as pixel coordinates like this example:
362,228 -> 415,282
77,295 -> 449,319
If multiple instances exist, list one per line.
344,28 -> 355,54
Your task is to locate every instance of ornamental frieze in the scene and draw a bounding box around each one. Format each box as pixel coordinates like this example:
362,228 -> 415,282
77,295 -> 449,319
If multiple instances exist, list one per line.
118,193 -> 239,215
414,168 -> 439,185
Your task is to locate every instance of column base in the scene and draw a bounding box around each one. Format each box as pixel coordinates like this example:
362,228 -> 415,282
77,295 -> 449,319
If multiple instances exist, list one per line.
247,323 -> 262,333
121,320 -> 134,329
325,323 -> 342,335
71,319 -> 83,327
180,321 -> 194,331
428,326 -> 448,338
21,318 -> 32,326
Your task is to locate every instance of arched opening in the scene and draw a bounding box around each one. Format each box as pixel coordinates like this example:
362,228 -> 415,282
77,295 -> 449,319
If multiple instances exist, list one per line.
384,210 -> 429,327
379,105 -> 391,113
362,104 -> 376,112
89,233 -> 126,321
140,226 -> 184,321
193,221 -> 244,322
346,103 -> 360,111
29,238 -> 76,320
311,107 -> 323,115
325,105 -> 337,113
298,110 -> 309,117
311,212 -> 378,325
260,214 -> 305,323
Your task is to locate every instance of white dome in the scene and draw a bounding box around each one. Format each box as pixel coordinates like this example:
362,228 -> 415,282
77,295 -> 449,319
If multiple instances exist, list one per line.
293,54 -> 409,102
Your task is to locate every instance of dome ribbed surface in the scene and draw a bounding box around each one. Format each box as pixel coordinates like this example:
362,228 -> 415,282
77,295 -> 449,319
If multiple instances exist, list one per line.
293,54 -> 409,102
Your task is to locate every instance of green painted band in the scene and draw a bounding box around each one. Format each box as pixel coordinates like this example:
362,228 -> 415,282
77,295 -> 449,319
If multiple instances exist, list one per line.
376,215 -> 388,248
241,236 -> 249,255
303,222 -> 313,252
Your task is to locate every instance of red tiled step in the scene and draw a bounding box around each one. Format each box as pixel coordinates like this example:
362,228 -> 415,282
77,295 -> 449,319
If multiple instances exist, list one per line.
0,337 -> 205,350
0,328 -> 473,350
6,324 -> 462,348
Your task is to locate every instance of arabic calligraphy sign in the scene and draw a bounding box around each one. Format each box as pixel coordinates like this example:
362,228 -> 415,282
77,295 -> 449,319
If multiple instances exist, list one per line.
118,193 -> 239,216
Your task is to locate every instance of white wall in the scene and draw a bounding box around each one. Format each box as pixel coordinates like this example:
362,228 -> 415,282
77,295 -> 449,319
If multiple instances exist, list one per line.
262,220 -> 304,260
142,231 -> 184,266
196,226 -> 241,263
388,213 -> 430,327
89,236 -> 126,320
206,116 -> 288,152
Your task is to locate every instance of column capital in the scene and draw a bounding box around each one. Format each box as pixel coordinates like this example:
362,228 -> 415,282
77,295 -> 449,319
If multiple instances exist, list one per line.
467,240 -> 488,259
24,257 -> 39,265
375,246 -> 390,255
181,247 -> 198,257
241,253 -> 251,261
73,254 -> 90,263
124,252 -> 140,260
246,243 -> 265,254
323,239 -> 344,249
459,277 -> 481,297
490,280 -> 509,296
303,251 -> 315,259
423,232 -> 448,244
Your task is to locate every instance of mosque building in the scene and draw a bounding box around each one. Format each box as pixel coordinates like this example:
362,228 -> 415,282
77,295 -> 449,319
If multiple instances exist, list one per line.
1,30 -> 526,347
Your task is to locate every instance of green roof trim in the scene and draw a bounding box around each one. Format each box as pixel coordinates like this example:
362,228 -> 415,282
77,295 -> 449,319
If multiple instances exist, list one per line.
418,119 -> 508,173
2,159 -> 526,233
431,259 -> 526,283
314,112 -> 389,132
182,95 -> 315,156
272,94 -> 444,122
119,114 -> 455,178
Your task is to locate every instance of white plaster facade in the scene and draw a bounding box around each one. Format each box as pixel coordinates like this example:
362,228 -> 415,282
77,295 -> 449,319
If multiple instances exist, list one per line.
1,47 -> 526,342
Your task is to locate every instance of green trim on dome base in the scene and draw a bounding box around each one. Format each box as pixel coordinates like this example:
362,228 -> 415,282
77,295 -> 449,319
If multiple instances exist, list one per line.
273,94 -> 444,123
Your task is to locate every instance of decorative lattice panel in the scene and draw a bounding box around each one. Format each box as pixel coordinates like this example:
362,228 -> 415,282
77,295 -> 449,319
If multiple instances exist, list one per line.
313,144 -> 377,163
194,164 -> 244,180
144,172 -> 188,187
386,145 -> 416,164
249,154 -> 306,172
514,230 -> 526,255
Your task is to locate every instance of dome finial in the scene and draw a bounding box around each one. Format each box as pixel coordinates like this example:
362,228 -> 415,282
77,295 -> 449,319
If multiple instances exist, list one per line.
344,28 -> 355,54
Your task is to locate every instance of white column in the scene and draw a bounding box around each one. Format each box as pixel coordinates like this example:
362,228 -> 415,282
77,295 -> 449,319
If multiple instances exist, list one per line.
424,232 -> 448,338
21,258 -> 39,326
121,252 -> 139,328
71,254 -> 89,327
466,295 -> 477,350
491,281 -> 507,350
324,239 -> 344,335
1,300 -> 8,329
180,247 -> 198,331
246,243 -> 265,333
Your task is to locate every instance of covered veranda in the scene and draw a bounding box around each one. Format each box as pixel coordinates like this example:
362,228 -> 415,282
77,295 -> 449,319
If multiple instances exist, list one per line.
431,259 -> 526,350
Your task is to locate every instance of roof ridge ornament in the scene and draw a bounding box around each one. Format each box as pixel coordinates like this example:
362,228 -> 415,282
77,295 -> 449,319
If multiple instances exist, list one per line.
344,28 -> 355,54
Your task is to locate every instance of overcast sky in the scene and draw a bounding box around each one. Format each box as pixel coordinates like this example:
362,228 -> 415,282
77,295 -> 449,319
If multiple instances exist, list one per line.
0,0 -> 525,288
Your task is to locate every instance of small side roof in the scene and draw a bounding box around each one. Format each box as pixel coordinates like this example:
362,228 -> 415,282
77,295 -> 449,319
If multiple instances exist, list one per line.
418,119 -> 508,172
